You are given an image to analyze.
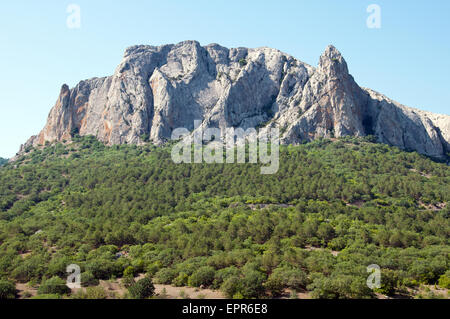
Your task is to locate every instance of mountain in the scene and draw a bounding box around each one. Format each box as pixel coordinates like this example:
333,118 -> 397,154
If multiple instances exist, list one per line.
18,41 -> 450,159
3,41 -> 449,300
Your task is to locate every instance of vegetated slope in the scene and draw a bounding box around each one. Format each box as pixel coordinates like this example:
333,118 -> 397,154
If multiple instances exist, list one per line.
0,136 -> 449,299
0,158 -> 7,166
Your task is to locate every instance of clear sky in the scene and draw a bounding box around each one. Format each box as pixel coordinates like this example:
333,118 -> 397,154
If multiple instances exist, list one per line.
1,0 -> 449,158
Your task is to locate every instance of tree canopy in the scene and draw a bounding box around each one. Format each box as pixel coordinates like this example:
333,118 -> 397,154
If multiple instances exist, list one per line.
0,136 -> 448,299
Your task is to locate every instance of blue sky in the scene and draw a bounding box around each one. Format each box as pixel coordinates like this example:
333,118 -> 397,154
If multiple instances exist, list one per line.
0,0 -> 449,158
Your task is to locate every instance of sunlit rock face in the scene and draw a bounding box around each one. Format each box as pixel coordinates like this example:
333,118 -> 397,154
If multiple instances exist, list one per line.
20,41 -> 450,159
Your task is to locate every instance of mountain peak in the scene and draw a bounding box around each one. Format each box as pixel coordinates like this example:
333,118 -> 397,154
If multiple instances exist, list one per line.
323,44 -> 341,56
60,83 -> 70,94
318,45 -> 349,77
16,41 -> 450,160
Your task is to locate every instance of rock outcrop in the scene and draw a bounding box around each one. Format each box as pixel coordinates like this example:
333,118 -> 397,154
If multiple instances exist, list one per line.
19,41 -> 450,159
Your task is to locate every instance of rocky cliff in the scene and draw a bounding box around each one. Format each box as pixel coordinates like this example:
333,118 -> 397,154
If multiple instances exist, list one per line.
19,41 -> 450,159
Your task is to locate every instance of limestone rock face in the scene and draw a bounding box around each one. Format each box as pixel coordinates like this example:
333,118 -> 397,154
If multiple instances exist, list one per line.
20,41 -> 450,159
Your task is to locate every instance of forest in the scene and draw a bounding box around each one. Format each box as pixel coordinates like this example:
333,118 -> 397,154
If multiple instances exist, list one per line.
0,135 -> 449,299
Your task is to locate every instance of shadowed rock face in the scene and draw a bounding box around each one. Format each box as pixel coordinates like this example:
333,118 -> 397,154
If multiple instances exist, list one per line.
20,41 -> 450,159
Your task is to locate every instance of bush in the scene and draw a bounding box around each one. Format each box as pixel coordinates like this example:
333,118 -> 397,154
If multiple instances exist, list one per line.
241,270 -> 266,298
38,276 -> 71,296
0,280 -> 16,299
328,237 -> 347,251
308,273 -> 373,299
264,266 -> 309,294
438,272 -> 450,289
188,266 -> 215,287
221,276 -> 241,299
145,263 -> 160,277
239,58 -> 247,67
72,286 -> 108,299
375,269 -> 399,296
264,273 -> 285,297
140,133 -> 150,142
212,266 -> 240,289
173,272 -> 189,287
81,272 -> 99,287
287,269 -> 309,290
154,268 -> 177,284
85,259 -> 122,280
128,277 -> 155,299
70,127 -> 79,137
123,266 -> 136,278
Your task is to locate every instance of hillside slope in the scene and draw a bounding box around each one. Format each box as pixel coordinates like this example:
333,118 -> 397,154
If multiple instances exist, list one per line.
1,137 -> 449,298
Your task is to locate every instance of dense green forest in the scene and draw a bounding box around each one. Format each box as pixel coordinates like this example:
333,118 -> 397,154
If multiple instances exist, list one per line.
0,136 -> 449,299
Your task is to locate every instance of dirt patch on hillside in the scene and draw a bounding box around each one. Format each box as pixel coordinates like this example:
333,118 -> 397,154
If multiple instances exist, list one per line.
409,168 -> 432,179
346,200 -> 365,208
154,284 -> 224,299
78,274 -> 224,299
16,283 -> 38,298
419,201 -> 446,211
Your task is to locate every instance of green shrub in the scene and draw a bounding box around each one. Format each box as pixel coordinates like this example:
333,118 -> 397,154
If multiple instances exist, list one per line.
239,58 -> 247,67
128,277 -> 155,299
81,272 -> 99,287
241,270 -> 266,298
0,280 -> 16,299
86,286 -> 108,299
85,259 -> 122,280
268,267 -> 309,291
308,273 -> 373,299
72,286 -> 107,299
38,276 -> 71,296
154,268 -> 177,284
188,266 -> 215,287
123,266 -> 136,278
375,269 -> 399,296
264,273 -> 285,297
173,272 -> 189,287
212,267 -> 240,289
221,276 -> 241,298
438,272 -> 450,289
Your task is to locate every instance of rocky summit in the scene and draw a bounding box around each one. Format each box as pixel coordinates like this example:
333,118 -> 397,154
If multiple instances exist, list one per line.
19,41 -> 450,159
